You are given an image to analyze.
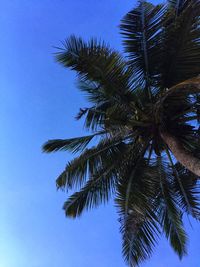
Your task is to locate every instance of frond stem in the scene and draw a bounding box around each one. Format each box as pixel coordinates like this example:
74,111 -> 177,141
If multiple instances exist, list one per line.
140,0 -> 152,101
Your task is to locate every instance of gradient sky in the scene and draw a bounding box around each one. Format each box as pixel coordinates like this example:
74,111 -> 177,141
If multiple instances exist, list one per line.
1,1 -> 200,267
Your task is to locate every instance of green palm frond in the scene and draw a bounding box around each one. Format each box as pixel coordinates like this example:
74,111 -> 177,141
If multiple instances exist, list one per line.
76,105 -> 106,131
77,79 -> 109,104
120,1 -> 165,89
62,141 -> 131,218
172,162 -> 200,219
63,164 -> 117,218
56,139 -> 128,189
76,79 -> 139,131
156,156 -> 187,257
159,199 -> 187,258
116,159 -> 160,266
43,132 -> 103,153
84,105 -> 107,130
120,205 -> 160,267
56,36 -> 131,96
161,0 -> 200,87
165,148 -> 195,216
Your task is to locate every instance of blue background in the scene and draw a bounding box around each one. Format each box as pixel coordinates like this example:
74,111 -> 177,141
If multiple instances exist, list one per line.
1,0 -> 200,266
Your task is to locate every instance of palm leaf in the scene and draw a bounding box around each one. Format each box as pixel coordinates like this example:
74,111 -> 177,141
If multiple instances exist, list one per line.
62,141 -> 131,217
156,156 -> 187,258
42,133 -> 102,153
161,0 -> 200,87
120,205 -> 160,267
63,164 -> 117,218
116,159 -> 160,266
55,36 -> 131,96
172,162 -> 200,219
56,138 -> 128,189
168,0 -> 190,15
76,78 -> 138,131
75,104 -> 106,132
120,1 -> 165,89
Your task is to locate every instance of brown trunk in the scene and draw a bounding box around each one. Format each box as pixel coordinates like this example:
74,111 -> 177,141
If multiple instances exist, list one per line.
161,132 -> 200,176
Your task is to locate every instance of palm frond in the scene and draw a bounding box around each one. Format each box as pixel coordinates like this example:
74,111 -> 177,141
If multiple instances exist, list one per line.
42,133 -> 102,153
56,138 -> 128,189
76,78 -> 138,131
172,162 -> 200,219
159,200 -> 187,258
62,140 -> 132,218
76,105 -> 106,132
120,2 -> 165,89
116,159 -> 160,266
165,147 -> 200,218
156,156 -> 187,258
55,36 -> 131,96
161,0 -> 200,87
120,206 -> 160,267
168,0 -> 190,15
63,165 -> 117,218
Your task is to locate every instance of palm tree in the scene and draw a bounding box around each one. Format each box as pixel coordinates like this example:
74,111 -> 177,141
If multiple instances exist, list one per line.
43,0 -> 200,266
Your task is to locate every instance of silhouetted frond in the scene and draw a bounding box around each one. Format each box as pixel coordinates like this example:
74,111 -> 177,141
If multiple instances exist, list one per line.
43,133 -> 102,153
156,157 -> 187,257
63,165 -> 117,218
56,35 -> 132,96
172,162 -> 200,219
116,159 -> 160,266
56,139 -> 128,189
161,0 -> 200,87
120,2 -> 165,88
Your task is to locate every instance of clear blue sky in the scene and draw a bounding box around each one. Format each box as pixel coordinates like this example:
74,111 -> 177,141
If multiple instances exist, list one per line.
0,0 -> 200,266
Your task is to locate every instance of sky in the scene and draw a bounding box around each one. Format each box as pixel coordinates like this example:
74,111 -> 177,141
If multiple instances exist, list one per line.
0,0 -> 200,267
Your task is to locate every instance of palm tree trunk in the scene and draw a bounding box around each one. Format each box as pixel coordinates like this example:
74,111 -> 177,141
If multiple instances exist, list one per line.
161,132 -> 200,176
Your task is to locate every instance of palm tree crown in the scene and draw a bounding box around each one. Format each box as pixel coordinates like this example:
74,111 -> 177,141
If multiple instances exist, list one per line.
43,0 -> 200,266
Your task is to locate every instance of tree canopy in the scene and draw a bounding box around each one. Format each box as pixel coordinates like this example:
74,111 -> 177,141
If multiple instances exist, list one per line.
43,0 -> 200,266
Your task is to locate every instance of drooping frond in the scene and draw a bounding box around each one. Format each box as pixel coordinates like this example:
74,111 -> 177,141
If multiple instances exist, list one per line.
63,164 -> 117,218
172,162 -> 200,219
116,159 -> 160,266
62,141 -> 133,217
120,204 -> 160,267
159,198 -> 187,258
156,157 -> 187,257
56,139 -> 128,189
